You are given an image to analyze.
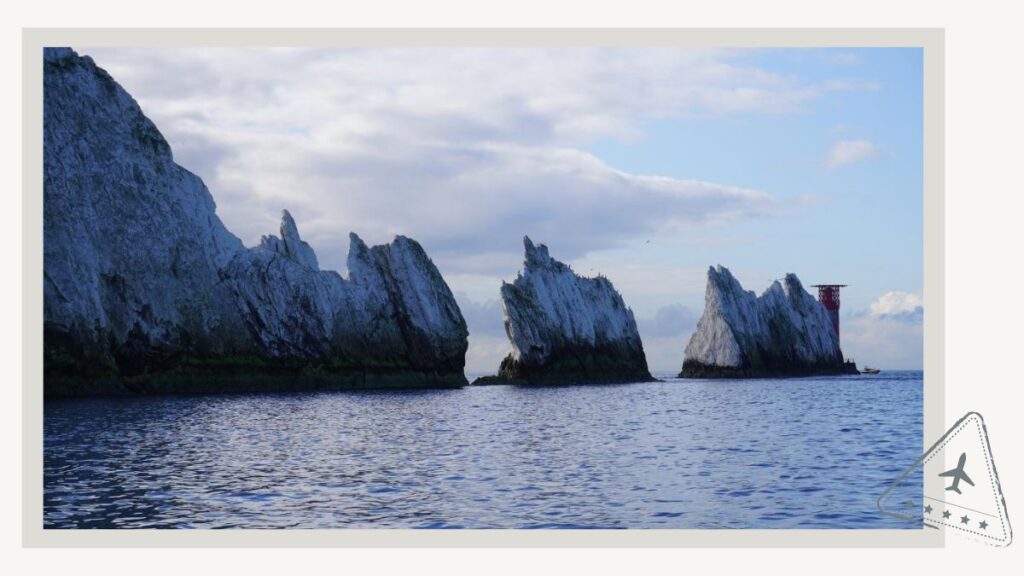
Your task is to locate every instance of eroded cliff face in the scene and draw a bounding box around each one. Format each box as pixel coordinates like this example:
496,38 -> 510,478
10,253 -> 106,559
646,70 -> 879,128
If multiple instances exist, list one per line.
680,266 -> 855,378
226,223 -> 468,377
43,47 -> 468,395
494,237 -> 652,385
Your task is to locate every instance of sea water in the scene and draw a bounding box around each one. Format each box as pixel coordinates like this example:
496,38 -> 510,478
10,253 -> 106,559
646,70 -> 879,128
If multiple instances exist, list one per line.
44,371 -> 923,528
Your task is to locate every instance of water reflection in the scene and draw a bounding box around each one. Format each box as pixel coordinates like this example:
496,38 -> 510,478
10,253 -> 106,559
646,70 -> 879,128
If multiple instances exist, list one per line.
44,372 -> 923,528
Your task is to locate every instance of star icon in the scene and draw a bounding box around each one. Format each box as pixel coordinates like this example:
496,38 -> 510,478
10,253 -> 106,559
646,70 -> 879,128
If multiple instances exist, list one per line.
942,510 -> 951,519
979,520 -> 988,530
924,505 -> 933,514
961,515 -> 970,525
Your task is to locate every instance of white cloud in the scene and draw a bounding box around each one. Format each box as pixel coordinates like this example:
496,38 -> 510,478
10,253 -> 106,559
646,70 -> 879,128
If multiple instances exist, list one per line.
463,333 -> 513,376
636,304 -> 698,338
869,291 -> 924,318
455,292 -> 506,339
635,304 -> 699,374
841,291 -> 923,369
641,334 -> 692,376
824,139 -> 881,169
78,47 -> 859,277
841,314 -> 922,369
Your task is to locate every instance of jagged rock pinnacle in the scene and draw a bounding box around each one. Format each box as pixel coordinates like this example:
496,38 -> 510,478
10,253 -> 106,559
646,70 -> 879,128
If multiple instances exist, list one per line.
495,238 -> 652,385
680,265 -> 855,378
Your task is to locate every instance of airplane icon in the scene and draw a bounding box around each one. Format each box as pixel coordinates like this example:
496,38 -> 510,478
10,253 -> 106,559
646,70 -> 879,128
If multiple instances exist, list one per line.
939,452 -> 975,495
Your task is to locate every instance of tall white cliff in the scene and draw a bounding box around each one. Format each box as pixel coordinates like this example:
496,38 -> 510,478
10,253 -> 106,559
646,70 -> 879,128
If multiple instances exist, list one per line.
43,48 -> 468,395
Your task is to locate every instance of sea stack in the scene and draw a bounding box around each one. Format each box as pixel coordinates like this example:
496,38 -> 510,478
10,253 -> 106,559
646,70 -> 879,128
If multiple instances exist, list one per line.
43,47 -> 468,395
491,237 -> 653,385
680,266 -> 857,378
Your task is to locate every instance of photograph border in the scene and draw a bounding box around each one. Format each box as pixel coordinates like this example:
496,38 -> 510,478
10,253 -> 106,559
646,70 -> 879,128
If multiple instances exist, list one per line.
22,27 -> 944,548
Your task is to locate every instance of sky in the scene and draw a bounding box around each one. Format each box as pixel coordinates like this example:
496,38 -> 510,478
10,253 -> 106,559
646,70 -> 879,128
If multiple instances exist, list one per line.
81,47 -> 924,374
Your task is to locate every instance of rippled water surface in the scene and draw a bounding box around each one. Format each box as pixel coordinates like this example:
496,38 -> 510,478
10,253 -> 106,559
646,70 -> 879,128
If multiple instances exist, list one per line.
45,371 -> 923,528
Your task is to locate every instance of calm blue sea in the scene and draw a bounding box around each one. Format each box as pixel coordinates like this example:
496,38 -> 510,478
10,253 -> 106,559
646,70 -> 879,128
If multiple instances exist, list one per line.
44,371 -> 923,529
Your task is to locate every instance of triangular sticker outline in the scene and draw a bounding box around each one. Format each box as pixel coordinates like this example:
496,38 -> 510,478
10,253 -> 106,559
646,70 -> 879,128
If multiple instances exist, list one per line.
878,411 -> 1013,546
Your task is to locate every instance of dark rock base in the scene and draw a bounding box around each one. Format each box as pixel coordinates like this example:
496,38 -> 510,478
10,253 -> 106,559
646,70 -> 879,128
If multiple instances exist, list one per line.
44,369 -> 467,398
44,324 -> 468,397
470,375 -> 528,386
679,359 -> 859,379
497,344 -> 655,386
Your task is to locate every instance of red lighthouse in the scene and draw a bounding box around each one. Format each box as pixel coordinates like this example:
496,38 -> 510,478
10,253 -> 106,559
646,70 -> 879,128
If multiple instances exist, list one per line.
811,284 -> 846,343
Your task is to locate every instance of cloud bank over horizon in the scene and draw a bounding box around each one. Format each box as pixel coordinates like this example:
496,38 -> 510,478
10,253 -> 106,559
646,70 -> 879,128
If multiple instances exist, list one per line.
82,47 -> 859,276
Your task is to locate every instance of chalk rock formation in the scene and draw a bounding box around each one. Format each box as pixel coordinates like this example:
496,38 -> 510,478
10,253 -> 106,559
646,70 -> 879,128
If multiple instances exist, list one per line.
43,47 -> 468,395
680,266 -> 857,378
494,237 -> 653,385
226,223 -> 469,378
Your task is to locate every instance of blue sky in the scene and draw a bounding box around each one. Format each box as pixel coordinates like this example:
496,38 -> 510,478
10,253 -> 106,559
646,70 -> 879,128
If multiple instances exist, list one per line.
586,48 -> 923,310
577,48 -> 924,371
83,47 -> 924,372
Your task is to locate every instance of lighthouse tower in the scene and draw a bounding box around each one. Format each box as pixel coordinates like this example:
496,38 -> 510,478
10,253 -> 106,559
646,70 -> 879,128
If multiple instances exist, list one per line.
811,284 -> 846,343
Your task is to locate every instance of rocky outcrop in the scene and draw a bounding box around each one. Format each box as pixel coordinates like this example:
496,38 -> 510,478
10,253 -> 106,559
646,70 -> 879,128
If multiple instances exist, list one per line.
491,237 -> 653,385
680,266 -> 857,378
43,47 -> 468,395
